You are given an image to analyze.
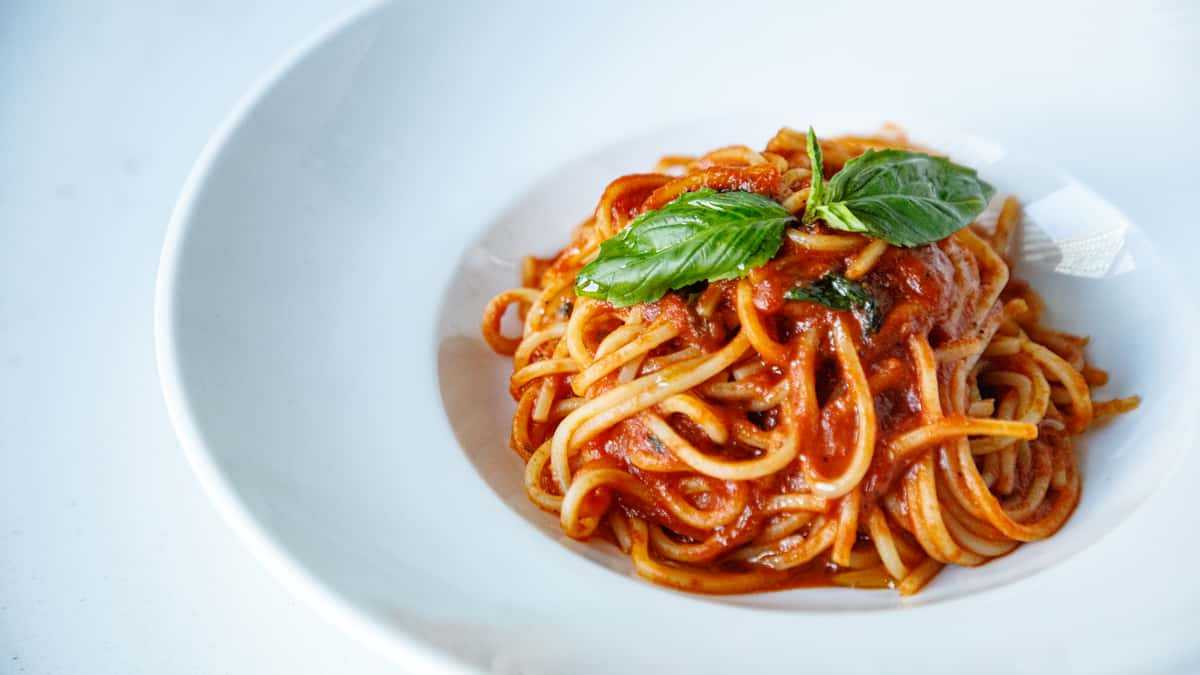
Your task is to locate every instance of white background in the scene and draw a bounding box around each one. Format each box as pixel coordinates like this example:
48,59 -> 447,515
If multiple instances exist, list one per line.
1,2 -> 393,673
1,1 -> 1198,673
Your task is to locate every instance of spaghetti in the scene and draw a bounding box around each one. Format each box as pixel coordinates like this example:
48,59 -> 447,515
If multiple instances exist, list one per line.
480,126 -> 1138,595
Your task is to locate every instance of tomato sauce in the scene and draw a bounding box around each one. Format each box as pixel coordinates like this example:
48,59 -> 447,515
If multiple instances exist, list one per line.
589,227 -> 980,536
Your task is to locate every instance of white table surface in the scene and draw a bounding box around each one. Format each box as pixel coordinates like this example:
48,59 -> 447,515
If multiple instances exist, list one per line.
2,1 -> 1199,673
1,3 -> 394,673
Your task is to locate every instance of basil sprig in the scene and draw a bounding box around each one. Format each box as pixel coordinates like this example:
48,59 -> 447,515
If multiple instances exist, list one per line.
573,128 -> 995,307
574,188 -> 792,307
802,127 -> 994,247
784,274 -> 881,333
803,127 -> 826,219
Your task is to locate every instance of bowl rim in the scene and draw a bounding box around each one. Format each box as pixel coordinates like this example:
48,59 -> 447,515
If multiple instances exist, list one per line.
153,3 -> 479,673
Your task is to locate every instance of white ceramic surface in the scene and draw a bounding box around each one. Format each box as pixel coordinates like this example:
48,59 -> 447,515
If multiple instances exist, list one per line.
3,3 -> 398,673
155,3 -> 1200,674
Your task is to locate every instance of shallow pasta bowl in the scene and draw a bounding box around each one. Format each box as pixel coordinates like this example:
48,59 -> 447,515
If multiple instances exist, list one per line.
155,4 -> 1200,673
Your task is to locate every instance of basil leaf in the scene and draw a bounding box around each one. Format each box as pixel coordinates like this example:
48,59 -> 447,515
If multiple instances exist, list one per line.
575,188 -> 792,307
809,147 -> 994,247
784,274 -> 881,333
802,126 -> 824,225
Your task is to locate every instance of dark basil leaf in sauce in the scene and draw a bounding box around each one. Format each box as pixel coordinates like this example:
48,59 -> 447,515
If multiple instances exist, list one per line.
784,274 -> 882,334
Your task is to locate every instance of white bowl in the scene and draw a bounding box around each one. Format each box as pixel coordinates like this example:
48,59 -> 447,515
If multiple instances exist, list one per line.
156,4 -> 1199,673
440,114 -> 1191,614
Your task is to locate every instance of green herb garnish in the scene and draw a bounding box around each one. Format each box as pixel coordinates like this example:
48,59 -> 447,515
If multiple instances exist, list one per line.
573,129 -> 994,306
803,128 -> 994,247
574,188 -> 793,307
784,274 -> 881,334
803,126 -> 826,221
